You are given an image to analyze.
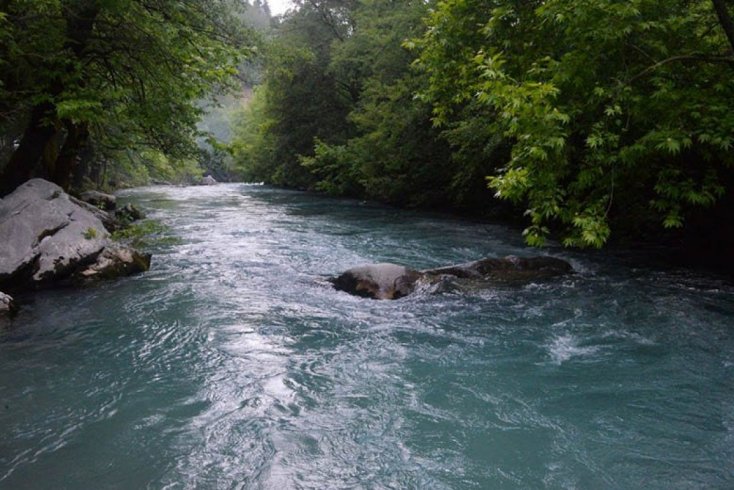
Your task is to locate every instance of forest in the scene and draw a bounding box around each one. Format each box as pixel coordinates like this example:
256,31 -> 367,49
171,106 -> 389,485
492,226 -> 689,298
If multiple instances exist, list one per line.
2,0 -> 734,254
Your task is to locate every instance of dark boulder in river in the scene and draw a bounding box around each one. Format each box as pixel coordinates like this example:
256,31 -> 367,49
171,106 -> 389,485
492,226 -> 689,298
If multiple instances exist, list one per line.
423,255 -> 573,281
330,263 -> 423,300
331,255 -> 572,300
0,179 -> 150,291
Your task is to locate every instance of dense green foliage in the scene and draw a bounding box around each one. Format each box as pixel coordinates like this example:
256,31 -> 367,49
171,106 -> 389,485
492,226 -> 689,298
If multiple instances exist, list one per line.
232,0 -> 734,248
2,0 -> 732,248
419,0 -> 734,246
233,1 -> 356,189
102,149 -> 204,189
0,0 -> 261,193
232,0 -> 492,210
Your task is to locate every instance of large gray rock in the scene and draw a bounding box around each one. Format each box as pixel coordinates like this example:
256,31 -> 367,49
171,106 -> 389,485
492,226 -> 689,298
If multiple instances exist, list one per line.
0,179 -> 109,286
330,263 -> 423,300
69,195 -> 123,231
0,179 -> 150,290
331,255 -> 572,300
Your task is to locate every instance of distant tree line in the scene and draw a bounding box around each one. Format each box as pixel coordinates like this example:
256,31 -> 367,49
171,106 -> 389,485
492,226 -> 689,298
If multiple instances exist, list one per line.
232,0 -> 734,250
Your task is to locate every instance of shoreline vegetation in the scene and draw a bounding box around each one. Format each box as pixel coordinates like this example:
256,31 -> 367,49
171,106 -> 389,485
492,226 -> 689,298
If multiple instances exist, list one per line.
1,1 -> 733,273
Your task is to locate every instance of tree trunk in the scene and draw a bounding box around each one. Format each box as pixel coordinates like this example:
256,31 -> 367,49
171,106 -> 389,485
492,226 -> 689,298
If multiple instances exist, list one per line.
0,103 -> 57,195
712,0 -> 734,53
53,122 -> 89,190
0,2 -> 100,195
71,139 -> 96,190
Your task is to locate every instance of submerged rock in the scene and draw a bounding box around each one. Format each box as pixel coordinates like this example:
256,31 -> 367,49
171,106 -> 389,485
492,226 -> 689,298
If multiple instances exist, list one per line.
80,190 -> 116,211
115,203 -> 146,223
330,263 -> 423,300
331,255 -> 572,300
424,255 -> 573,281
73,245 -> 151,283
0,179 -> 150,291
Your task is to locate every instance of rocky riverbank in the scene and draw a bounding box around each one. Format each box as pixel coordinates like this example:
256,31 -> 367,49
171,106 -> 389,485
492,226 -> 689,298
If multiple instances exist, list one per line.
0,179 -> 151,304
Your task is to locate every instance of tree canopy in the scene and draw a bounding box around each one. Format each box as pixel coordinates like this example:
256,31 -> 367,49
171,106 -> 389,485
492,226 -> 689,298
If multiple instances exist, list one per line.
2,0 -> 733,251
418,0 -> 734,246
232,0 -> 734,249
0,0 -> 255,193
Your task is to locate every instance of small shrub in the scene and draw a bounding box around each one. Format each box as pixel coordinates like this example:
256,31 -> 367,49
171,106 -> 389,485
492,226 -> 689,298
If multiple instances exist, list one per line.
111,220 -> 179,249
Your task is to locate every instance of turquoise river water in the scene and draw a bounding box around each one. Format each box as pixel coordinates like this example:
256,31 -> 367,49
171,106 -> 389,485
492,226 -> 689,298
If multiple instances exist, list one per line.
1,184 -> 733,489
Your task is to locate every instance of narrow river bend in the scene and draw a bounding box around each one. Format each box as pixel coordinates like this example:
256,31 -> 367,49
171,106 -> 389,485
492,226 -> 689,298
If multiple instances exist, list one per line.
1,184 -> 733,489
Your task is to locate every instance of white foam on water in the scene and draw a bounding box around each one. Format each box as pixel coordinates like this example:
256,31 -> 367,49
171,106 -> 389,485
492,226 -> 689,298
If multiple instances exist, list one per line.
600,329 -> 656,345
548,334 -> 600,364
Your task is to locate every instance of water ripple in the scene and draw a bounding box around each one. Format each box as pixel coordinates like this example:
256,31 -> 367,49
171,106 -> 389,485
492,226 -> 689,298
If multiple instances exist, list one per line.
1,184 -> 733,488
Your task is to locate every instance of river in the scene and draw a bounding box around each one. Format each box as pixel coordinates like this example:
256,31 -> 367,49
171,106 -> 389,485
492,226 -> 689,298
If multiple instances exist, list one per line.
1,184 -> 733,489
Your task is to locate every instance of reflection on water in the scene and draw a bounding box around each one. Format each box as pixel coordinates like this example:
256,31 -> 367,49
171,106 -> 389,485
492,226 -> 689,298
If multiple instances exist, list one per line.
1,184 -> 733,489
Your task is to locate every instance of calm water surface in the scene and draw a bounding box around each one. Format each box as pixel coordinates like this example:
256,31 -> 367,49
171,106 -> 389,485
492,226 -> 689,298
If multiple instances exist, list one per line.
1,184 -> 733,489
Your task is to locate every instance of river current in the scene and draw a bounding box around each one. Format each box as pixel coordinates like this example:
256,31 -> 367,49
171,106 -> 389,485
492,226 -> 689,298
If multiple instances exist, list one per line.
1,184 -> 733,489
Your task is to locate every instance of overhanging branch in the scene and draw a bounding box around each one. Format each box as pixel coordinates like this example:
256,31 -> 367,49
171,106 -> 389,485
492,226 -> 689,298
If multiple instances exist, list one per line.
626,53 -> 734,84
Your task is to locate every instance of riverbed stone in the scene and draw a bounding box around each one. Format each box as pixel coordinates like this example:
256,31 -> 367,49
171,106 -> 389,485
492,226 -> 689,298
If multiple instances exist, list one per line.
331,255 -> 572,300
424,255 -> 573,281
73,245 -> 151,283
0,179 -> 150,290
80,190 -> 117,210
200,175 -> 218,185
330,263 -> 423,300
